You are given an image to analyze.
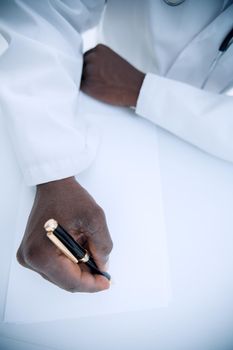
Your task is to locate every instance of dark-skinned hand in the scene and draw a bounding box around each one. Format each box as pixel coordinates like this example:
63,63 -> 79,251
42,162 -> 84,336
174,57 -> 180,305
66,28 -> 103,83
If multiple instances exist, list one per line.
81,44 -> 145,107
16,176 -> 113,293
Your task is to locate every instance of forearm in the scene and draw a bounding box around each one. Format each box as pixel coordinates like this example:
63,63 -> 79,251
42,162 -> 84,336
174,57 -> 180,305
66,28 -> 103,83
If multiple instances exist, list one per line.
0,0 -> 105,186
135,73 -> 233,163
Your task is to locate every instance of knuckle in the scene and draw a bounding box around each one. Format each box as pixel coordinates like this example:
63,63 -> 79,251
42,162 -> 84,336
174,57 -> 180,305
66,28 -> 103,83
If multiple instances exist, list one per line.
108,238 -> 114,253
90,207 -> 107,233
106,236 -> 113,254
87,205 -> 113,250
96,44 -> 106,51
24,245 -> 35,263
85,51 -> 96,61
100,241 -> 113,256
16,247 -> 27,267
90,204 -> 106,224
23,242 -> 41,267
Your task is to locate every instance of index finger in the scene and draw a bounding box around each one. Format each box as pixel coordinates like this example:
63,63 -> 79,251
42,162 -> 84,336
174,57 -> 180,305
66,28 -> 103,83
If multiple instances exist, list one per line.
42,254 -> 111,293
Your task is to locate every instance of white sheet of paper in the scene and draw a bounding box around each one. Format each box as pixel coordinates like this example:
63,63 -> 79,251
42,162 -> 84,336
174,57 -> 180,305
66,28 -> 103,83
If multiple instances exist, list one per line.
4,94 -> 171,323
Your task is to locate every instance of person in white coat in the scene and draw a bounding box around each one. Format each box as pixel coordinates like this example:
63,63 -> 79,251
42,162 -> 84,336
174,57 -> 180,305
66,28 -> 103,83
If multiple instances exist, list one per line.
0,0 -> 232,292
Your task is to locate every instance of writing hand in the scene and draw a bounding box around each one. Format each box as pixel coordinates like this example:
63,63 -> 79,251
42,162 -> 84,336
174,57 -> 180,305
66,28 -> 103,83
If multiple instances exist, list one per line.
17,177 -> 113,292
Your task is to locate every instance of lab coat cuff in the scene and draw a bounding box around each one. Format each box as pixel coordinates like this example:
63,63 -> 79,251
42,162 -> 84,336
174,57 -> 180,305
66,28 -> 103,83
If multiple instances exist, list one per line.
23,127 -> 100,186
135,73 -> 162,124
23,154 -> 95,186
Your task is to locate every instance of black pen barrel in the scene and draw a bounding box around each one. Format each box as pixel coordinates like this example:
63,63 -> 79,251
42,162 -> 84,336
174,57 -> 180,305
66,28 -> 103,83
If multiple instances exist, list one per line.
53,224 -> 111,281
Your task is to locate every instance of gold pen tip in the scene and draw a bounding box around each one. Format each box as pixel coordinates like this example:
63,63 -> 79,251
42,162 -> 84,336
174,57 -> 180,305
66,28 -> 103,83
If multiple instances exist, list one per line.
44,218 -> 58,232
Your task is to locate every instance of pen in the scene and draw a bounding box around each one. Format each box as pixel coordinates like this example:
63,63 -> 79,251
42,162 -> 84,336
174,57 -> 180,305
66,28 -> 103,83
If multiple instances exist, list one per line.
219,26 -> 233,52
44,218 -> 111,281
201,26 -> 233,89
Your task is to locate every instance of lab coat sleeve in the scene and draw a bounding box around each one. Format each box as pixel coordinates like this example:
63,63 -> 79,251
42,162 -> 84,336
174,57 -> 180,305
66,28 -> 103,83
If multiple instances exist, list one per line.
0,0 -> 105,186
135,73 -> 233,162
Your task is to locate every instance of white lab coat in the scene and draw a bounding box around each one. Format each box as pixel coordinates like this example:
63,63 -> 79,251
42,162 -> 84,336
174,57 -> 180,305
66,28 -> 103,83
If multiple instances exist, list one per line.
0,0 -> 233,186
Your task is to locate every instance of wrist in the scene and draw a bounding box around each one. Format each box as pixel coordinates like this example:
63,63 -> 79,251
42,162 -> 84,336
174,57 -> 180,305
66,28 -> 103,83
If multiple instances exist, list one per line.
36,176 -> 78,193
128,71 -> 145,107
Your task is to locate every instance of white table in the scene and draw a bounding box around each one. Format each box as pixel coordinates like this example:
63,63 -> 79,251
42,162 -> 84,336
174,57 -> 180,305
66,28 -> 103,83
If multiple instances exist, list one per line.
1,120 -> 233,350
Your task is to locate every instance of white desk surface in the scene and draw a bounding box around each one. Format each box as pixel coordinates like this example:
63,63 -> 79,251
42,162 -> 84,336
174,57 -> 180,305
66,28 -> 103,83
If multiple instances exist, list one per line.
4,100 -> 171,324
1,28 -> 233,350
1,123 -> 233,350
